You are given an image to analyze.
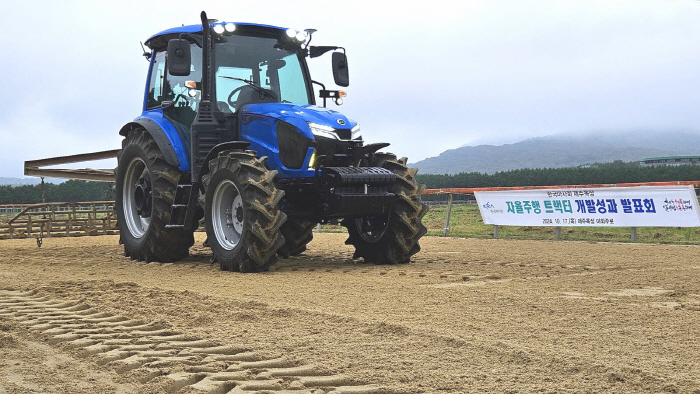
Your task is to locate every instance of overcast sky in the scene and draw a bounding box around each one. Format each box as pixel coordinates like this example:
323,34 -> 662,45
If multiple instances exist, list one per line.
1,0 -> 699,178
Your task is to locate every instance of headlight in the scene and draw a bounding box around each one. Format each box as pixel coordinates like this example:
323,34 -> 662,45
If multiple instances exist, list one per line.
351,124 -> 361,140
213,24 -> 225,35
308,149 -> 317,168
224,23 -> 236,33
308,123 -> 339,140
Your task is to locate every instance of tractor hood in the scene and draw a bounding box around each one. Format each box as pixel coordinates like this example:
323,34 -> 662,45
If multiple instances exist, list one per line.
241,103 -> 358,140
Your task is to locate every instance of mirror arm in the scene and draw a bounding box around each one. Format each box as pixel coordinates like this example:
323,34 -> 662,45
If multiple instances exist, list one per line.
309,46 -> 337,58
311,80 -> 327,107
179,33 -> 203,48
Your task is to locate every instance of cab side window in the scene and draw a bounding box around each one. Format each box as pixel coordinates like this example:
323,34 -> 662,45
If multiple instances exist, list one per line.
147,51 -> 166,109
164,44 -> 202,128
164,44 -> 202,111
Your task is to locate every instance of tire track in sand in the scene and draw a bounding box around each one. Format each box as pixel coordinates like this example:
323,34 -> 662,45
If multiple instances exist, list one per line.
0,289 -> 384,394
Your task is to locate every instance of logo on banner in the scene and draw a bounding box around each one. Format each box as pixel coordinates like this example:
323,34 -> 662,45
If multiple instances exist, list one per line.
663,198 -> 694,212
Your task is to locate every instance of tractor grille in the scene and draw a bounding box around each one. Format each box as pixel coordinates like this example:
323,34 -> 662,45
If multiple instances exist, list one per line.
277,121 -> 311,169
334,128 -> 351,140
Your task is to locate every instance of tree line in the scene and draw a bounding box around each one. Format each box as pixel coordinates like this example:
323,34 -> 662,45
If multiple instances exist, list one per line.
1,161 -> 698,203
416,161 -> 700,189
0,180 -> 112,205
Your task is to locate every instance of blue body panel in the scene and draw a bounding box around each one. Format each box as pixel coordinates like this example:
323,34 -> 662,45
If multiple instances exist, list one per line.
239,103 -> 357,178
238,113 -> 310,178
132,103 -> 357,178
242,103 -> 357,139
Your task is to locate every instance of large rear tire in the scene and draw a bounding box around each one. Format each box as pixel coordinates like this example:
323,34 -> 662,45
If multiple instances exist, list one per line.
203,150 -> 287,272
115,130 -> 194,262
341,153 -> 428,264
277,220 -> 316,258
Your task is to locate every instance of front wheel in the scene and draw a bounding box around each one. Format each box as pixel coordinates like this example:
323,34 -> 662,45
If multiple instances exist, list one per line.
203,150 -> 287,272
341,154 -> 428,264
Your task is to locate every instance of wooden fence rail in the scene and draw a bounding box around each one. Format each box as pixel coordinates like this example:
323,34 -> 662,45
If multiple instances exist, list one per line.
3,180 -> 700,242
0,201 -> 117,240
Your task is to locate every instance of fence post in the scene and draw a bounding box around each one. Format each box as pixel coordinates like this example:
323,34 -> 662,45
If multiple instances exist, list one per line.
89,204 -> 96,230
631,227 -> 637,241
555,226 -> 562,240
47,207 -> 52,236
316,223 -> 322,233
493,225 -> 499,238
443,193 -> 453,237
66,209 -> 72,236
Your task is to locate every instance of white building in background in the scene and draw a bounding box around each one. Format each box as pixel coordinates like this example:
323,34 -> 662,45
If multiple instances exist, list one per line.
640,156 -> 700,167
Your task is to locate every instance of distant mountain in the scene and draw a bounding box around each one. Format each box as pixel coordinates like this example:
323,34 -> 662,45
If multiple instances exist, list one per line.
0,177 -> 65,186
411,130 -> 700,174
460,134 -> 531,147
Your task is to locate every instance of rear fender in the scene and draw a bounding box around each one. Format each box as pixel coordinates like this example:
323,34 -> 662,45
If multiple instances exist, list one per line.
119,113 -> 189,172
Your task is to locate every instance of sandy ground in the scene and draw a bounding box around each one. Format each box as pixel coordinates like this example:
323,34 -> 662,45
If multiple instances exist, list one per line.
1,233 -> 699,393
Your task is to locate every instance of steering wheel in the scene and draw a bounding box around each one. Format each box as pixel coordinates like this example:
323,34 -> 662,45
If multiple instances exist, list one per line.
173,93 -> 189,107
227,86 -> 247,110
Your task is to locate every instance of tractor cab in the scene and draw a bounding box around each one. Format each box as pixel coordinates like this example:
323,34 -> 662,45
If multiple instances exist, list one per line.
143,22 -> 345,152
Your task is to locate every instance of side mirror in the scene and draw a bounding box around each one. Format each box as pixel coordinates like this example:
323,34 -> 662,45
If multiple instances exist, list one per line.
332,52 -> 349,87
167,39 -> 191,76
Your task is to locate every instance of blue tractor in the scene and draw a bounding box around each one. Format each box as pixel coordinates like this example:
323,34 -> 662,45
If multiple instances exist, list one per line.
115,12 -> 428,271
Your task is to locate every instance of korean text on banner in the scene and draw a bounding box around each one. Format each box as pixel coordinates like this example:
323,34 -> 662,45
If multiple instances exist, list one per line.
474,185 -> 700,227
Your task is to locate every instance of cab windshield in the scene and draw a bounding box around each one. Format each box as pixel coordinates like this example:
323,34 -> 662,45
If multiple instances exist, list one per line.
214,35 -> 311,112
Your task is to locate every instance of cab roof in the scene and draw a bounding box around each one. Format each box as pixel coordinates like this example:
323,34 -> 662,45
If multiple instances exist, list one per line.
144,22 -> 288,49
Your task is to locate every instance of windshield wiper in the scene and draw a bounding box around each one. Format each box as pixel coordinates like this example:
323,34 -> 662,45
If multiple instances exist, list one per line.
218,76 -> 277,99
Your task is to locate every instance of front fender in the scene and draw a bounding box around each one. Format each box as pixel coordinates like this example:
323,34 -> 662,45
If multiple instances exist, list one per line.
197,141 -> 251,188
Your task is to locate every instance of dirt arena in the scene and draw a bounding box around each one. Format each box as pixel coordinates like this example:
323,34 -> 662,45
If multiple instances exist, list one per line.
0,233 -> 699,393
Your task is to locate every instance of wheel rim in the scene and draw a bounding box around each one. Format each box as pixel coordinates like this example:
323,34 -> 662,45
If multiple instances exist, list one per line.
212,179 -> 244,250
122,157 -> 151,238
355,214 -> 390,243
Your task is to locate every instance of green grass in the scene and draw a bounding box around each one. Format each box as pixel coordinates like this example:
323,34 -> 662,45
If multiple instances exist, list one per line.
318,204 -> 700,245
422,204 -> 700,244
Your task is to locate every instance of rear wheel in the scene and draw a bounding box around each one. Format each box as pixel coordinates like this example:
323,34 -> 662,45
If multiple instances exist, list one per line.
203,150 -> 287,272
116,130 -> 194,262
341,153 -> 428,264
278,220 -> 316,258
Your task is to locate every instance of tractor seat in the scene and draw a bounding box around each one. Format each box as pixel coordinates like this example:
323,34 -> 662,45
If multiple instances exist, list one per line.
217,101 -> 233,114
234,85 -> 277,110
